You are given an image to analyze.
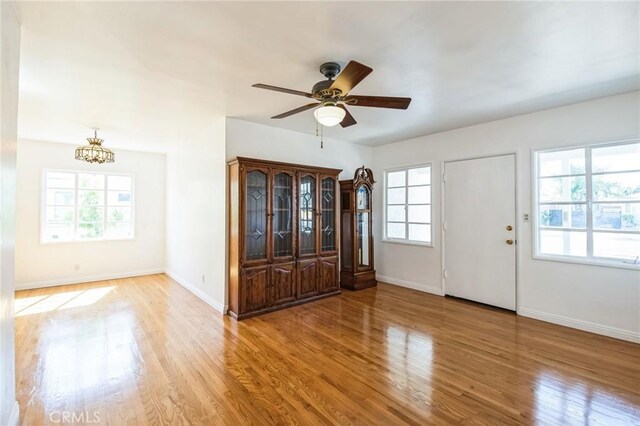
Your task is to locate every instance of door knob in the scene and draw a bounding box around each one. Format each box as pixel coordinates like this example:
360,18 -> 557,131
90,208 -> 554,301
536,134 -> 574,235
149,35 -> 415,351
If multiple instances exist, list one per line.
506,225 -> 513,231
506,239 -> 514,245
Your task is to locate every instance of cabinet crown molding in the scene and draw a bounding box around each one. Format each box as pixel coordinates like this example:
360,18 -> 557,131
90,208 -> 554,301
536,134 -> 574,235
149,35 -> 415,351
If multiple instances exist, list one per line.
229,157 -> 342,175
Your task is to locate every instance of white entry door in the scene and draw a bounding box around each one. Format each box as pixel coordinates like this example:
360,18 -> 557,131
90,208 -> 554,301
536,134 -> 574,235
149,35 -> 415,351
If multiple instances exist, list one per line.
443,154 -> 516,310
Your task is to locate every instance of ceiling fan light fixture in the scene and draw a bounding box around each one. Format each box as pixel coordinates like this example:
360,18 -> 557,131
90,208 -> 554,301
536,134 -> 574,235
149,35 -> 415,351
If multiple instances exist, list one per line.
314,104 -> 345,127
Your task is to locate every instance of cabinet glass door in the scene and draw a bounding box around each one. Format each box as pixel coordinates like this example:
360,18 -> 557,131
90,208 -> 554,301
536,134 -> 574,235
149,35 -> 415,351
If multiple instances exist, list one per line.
321,177 -> 336,252
299,174 -> 317,255
273,172 -> 293,258
245,170 -> 268,261
356,185 -> 371,268
357,212 -> 370,267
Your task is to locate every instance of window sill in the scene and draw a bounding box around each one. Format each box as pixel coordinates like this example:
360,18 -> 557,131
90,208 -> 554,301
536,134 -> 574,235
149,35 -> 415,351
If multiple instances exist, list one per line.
382,238 -> 433,248
41,237 -> 136,245
532,254 -> 640,270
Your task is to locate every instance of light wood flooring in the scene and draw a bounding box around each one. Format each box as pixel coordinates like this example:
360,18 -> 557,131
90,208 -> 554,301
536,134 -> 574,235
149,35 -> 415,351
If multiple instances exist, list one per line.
14,274 -> 640,425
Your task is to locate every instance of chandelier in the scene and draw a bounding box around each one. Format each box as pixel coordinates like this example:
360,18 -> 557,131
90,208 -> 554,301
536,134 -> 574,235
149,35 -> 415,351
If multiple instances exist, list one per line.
75,130 -> 115,164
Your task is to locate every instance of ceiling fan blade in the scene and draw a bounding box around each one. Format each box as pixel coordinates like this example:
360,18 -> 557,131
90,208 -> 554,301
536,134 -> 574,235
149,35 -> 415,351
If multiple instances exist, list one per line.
338,105 -> 357,128
253,84 -> 313,98
344,95 -> 411,109
329,61 -> 373,95
271,103 -> 319,119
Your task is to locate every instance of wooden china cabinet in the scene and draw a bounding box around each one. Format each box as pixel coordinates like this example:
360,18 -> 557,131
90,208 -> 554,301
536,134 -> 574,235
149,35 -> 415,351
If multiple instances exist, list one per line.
340,166 -> 377,290
228,157 -> 341,319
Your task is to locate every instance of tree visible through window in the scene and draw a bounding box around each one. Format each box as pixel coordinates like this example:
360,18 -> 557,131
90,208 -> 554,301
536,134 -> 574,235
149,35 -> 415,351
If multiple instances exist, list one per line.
43,170 -> 134,242
536,141 -> 639,265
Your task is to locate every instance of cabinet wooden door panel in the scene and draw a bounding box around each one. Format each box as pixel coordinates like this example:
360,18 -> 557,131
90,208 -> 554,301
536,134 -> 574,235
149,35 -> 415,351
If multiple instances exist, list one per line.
319,256 -> 339,294
271,262 -> 296,305
297,259 -> 318,299
241,266 -> 269,313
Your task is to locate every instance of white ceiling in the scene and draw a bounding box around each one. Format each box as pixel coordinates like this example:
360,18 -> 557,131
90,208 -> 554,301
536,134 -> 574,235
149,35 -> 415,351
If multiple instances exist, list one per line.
16,1 -> 640,152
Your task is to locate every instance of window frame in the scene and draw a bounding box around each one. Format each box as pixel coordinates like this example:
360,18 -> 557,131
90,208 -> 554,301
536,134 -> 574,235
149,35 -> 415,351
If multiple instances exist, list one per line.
41,169 -> 136,244
533,139 -> 640,269
383,163 -> 433,247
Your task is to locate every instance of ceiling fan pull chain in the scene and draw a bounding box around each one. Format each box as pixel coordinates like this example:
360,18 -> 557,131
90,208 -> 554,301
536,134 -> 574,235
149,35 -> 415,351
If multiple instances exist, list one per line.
320,123 -> 324,149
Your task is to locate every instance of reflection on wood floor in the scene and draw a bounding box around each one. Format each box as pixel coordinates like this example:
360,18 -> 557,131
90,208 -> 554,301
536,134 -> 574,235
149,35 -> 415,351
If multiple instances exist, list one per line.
14,274 -> 640,425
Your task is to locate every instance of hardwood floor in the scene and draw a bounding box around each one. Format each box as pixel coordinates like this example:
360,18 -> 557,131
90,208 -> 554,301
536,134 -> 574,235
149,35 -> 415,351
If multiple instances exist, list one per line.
14,274 -> 640,425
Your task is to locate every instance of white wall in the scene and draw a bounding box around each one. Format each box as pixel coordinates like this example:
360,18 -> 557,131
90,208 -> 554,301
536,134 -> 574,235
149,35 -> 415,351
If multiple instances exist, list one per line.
165,118 -> 227,313
0,1 -> 20,424
165,118 -> 371,313
15,140 -> 166,289
226,118 -> 373,181
372,91 -> 640,342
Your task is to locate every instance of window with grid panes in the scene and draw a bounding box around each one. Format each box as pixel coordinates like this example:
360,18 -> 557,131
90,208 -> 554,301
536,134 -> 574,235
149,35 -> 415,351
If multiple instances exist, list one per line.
43,170 -> 134,242
535,141 -> 640,267
384,165 -> 432,244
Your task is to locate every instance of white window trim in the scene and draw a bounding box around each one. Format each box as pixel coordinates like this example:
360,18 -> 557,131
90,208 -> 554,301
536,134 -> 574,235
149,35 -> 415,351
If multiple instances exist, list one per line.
41,169 -> 136,244
382,163 -> 433,247
532,139 -> 640,270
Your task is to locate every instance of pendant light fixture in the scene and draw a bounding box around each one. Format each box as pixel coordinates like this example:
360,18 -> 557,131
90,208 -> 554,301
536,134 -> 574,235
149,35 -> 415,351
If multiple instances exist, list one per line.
75,130 -> 115,164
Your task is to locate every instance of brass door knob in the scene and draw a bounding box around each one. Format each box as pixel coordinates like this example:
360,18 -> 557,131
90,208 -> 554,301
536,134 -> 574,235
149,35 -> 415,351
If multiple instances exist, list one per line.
506,239 -> 514,245
506,225 -> 513,231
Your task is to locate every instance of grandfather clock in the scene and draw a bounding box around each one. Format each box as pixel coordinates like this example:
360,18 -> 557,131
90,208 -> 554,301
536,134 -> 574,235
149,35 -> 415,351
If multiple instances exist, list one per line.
340,166 -> 377,290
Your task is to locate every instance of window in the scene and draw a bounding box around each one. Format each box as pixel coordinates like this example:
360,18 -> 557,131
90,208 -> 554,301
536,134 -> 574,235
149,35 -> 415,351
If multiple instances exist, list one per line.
535,141 -> 640,267
384,165 -> 432,244
43,170 -> 134,242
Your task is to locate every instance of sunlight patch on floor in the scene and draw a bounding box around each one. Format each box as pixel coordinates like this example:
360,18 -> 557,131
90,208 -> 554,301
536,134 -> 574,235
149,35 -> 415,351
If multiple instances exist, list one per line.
15,287 -> 115,317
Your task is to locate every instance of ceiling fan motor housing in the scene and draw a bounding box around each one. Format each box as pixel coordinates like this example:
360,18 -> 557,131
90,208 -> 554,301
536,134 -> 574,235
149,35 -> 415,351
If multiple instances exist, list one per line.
312,80 -> 334,97
312,62 -> 343,99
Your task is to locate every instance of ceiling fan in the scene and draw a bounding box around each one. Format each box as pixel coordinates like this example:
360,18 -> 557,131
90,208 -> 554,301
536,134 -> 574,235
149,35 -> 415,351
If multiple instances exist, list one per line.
252,61 -> 411,128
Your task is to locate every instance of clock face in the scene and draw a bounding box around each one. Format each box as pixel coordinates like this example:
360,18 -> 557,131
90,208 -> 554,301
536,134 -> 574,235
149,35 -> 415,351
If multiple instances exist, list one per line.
356,186 -> 369,210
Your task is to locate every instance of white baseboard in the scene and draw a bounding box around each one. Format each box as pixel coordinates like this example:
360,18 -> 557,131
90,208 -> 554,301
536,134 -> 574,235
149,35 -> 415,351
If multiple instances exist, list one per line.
8,401 -> 19,426
518,307 -> 640,344
165,269 -> 227,314
15,268 -> 165,291
377,275 -> 444,296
